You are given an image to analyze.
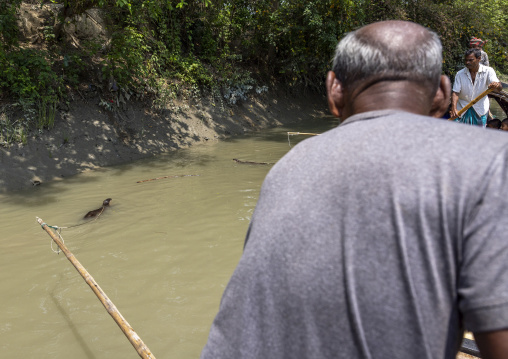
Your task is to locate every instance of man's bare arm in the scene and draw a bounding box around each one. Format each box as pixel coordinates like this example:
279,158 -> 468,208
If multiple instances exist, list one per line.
474,329 -> 508,359
450,92 -> 459,118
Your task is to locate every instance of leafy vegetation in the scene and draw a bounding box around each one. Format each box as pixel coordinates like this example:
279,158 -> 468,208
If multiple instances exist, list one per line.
0,0 -> 507,145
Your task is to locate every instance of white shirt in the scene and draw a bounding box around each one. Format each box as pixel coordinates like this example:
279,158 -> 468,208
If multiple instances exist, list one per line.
452,64 -> 499,116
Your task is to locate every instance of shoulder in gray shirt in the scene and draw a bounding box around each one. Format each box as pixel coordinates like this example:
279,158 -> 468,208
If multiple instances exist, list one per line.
201,110 -> 508,359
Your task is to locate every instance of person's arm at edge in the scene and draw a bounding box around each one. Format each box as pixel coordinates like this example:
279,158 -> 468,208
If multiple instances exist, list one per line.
450,92 -> 460,118
474,330 -> 508,359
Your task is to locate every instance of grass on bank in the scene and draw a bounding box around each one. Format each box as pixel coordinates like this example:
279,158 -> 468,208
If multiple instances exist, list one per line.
498,72 -> 508,84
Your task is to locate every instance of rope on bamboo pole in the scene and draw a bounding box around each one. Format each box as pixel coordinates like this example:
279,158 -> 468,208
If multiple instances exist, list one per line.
449,88 -> 495,121
48,206 -> 107,231
36,217 -> 156,359
48,225 -> 64,254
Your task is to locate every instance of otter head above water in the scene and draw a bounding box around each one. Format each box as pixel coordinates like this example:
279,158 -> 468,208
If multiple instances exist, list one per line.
84,198 -> 112,218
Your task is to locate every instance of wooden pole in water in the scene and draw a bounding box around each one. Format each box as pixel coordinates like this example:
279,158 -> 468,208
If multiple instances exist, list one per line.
36,217 -> 156,359
287,132 -> 320,136
449,88 -> 495,121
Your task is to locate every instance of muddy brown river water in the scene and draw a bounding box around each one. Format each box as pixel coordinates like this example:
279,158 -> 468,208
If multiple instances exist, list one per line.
0,103 -> 505,358
0,115 -> 337,359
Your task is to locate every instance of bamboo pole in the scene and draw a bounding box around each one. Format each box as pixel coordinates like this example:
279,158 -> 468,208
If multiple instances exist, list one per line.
137,174 -> 199,183
449,88 -> 495,121
287,132 -> 320,136
36,217 -> 156,359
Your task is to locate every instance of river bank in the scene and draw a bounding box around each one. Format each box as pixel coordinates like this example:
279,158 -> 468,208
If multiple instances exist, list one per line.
0,90 -> 327,193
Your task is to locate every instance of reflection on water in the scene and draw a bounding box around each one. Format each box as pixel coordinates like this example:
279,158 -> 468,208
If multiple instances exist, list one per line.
1,102 -> 507,358
0,115 -> 338,359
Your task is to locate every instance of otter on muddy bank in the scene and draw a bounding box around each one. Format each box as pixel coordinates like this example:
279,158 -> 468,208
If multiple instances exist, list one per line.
84,198 -> 112,218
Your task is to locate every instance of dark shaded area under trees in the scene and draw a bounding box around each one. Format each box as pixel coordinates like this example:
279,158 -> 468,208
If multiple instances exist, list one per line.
1,0 -> 507,145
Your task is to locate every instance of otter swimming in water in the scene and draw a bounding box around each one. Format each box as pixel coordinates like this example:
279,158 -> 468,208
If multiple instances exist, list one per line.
84,198 -> 112,218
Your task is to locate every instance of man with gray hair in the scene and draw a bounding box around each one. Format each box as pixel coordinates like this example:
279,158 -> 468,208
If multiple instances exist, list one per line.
201,21 -> 508,358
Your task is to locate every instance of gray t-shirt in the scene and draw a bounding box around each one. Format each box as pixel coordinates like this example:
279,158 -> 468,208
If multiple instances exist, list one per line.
201,110 -> 508,359
481,50 -> 489,66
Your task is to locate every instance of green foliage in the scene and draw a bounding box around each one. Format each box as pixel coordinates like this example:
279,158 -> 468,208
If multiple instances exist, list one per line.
456,0 -> 508,72
0,49 -> 61,101
0,0 -> 21,49
0,111 -> 28,146
63,54 -> 87,87
382,0 -> 508,77
102,26 -> 148,86
239,0 -> 365,87
1,0 -> 507,142
37,98 -> 57,129
0,48 -> 60,137
49,0 -> 132,14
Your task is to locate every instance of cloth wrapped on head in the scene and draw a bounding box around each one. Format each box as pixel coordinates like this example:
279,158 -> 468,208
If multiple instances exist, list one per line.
469,37 -> 486,47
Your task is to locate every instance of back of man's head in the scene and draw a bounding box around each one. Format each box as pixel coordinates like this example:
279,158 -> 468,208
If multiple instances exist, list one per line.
331,21 -> 442,93
487,118 -> 501,129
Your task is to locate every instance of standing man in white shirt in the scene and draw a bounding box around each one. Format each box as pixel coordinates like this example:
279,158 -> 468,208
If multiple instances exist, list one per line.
450,48 -> 502,127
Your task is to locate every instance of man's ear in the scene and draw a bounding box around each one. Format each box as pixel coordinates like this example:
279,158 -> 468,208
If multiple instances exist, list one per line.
429,75 -> 451,118
326,71 -> 345,118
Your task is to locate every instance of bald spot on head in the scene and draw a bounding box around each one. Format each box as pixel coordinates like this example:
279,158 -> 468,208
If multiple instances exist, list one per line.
327,20 -> 450,119
331,20 -> 443,95
357,20 -> 432,55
